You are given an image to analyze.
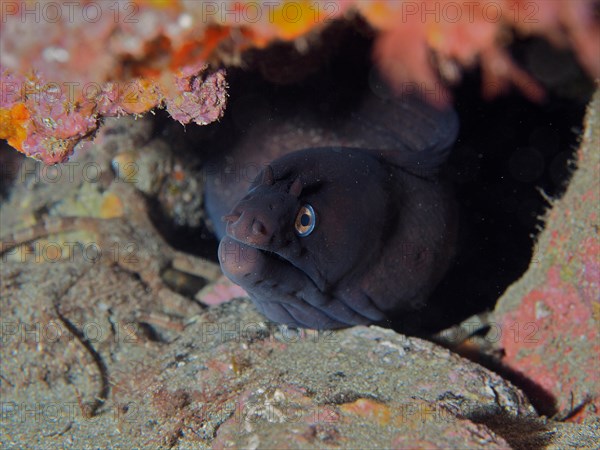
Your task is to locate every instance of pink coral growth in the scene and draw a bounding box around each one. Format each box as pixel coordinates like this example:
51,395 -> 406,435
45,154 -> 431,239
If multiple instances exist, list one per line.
362,0 -> 600,104
1,0 -> 598,163
166,64 -> 229,126
0,65 -> 227,164
0,69 -> 98,163
0,1 -> 229,163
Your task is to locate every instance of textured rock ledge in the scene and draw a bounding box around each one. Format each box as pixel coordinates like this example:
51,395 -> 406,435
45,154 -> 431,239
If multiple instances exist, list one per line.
491,87 -> 600,422
0,270 -> 536,449
1,89 -> 598,449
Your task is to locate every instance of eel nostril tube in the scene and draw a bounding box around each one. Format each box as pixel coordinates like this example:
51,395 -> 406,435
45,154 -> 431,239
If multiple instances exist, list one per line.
251,219 -> 267,236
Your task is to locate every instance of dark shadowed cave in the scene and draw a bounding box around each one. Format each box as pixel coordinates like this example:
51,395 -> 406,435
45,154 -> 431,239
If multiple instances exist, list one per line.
143,23 -> 592,334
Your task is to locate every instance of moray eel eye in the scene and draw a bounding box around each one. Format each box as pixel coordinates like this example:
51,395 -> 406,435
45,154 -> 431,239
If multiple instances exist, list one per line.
295,204 -> 316,237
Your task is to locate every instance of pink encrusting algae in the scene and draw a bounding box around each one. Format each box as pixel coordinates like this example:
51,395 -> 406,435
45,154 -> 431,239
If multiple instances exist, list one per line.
496,92 -> 600,422
1,0 -> 599,163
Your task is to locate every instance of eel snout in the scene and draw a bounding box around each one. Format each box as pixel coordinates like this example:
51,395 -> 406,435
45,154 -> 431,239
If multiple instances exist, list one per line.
218,235 -> 262,283
222,206 -> 274,247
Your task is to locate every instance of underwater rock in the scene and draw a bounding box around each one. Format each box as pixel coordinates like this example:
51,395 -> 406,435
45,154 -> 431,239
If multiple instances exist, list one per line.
491,89 -> 600,421
1,90 -> 599,445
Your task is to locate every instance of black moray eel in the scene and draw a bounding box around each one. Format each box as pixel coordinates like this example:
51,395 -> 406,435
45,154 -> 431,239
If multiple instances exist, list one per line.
205,89 -> 459,329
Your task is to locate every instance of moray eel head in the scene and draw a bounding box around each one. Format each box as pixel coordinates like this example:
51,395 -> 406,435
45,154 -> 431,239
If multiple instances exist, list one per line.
218,148 -> 392,329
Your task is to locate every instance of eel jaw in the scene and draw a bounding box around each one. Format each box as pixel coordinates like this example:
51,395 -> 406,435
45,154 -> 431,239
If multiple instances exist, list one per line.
218,235 -> 296,290
218,235 -> 376,330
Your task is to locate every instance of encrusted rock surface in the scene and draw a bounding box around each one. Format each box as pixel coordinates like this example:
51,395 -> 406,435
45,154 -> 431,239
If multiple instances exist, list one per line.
2,263 -> 598,448
0,259 -> 537,449
491,88 -> 600,422
1,87 -> 598,448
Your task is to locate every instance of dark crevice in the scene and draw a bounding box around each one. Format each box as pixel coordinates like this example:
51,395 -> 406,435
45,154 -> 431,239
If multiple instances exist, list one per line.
146,27 -> 590,335
466,408 -> 555,450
